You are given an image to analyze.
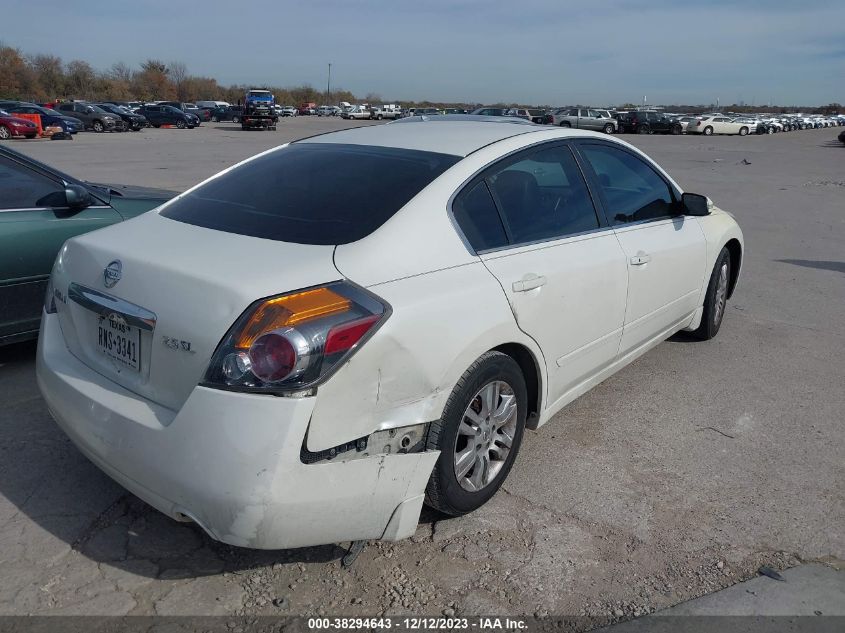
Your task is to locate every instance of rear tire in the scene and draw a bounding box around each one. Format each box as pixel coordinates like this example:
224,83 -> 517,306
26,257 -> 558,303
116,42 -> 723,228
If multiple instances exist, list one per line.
671,124 -> 682,135
692,247 -> 731,341
425,351 -> 528,516
560,121 -> 571,128
232,116 -> 240,123
638,125 -> 650,134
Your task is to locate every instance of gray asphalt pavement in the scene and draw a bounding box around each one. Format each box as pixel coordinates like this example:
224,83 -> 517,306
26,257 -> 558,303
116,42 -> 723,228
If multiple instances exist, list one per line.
1,120 -> 842,622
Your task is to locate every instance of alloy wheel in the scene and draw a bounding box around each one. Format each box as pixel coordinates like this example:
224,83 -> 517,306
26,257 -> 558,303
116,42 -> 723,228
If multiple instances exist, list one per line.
453,380 -> 518,492
0,126 -> 10,140
714,262 -> 728,327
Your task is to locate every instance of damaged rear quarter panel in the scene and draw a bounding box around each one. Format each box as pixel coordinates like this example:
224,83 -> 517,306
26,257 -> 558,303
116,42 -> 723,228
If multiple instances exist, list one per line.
306,262 -> 543,452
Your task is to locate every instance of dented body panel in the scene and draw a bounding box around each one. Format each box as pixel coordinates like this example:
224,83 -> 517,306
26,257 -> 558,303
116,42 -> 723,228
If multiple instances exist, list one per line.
37,313 -> 438,549
307,262 -> 545,452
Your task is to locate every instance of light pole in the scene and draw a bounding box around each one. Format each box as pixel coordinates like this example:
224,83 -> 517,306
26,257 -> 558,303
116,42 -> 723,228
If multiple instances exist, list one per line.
327,63 -> 332,105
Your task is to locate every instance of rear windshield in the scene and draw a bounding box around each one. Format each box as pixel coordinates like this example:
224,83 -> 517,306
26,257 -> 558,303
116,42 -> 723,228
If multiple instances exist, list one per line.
160,143 -> 460,244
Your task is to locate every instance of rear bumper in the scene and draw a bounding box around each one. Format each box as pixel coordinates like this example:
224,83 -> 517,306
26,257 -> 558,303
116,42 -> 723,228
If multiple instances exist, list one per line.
36,312 -> 438,549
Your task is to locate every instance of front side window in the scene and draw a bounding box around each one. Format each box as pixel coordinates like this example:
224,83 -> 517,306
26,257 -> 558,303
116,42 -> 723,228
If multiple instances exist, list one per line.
161,143 -> 460,245
0,157 -> 64,210
484,145 -> 599,245
579,144 -> 675,225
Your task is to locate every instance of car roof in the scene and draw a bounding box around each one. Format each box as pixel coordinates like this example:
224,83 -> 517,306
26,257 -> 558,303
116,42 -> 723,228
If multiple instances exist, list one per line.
299,119 -> 556,156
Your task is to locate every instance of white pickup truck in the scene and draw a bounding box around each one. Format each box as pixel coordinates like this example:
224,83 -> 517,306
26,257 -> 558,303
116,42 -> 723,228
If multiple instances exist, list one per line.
368,105 -> 401,120
342,106 -> 371,120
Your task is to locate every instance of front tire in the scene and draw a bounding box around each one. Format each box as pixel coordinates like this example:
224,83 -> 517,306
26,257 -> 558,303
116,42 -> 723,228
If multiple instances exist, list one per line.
603,123 -> 615,134
739,126 -> 748,136
0,126 -> 12,140
176,119 -> 186,129
693,247 -> 731,340
92,120 -> 104,132
703,126 -> 713,136
425,351 -> 528,516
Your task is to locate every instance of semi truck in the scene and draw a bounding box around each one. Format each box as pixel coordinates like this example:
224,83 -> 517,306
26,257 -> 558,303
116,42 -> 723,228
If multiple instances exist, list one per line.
241,90 -> 278,130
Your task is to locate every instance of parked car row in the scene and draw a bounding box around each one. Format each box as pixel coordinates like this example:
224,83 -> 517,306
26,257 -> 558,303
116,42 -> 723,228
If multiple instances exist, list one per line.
0,99 -> 211,135
457,106 -> 845,137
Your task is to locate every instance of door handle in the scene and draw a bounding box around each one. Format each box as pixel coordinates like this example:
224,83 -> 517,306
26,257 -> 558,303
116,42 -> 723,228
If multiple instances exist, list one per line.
512,274 -> 547,292
630,253 -> 651,266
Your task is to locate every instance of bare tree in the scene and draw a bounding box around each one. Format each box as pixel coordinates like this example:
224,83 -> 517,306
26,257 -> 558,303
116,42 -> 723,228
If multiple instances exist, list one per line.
65,60 -> 96,99
108,62 -> 133,83
140,59 -> 168,74
168,61 -> 189,101
29,54 -> 64,98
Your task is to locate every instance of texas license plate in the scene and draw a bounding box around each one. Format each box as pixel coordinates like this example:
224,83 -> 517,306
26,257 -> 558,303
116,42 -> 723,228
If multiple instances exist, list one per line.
97,313 -> 140,372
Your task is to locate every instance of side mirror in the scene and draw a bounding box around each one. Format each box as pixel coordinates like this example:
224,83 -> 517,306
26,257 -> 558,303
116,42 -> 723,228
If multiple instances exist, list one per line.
65,184 -> 93,211
682,192 -> 710,216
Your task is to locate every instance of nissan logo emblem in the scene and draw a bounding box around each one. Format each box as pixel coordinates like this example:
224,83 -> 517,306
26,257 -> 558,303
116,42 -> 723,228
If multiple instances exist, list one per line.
103,260 -> 122,288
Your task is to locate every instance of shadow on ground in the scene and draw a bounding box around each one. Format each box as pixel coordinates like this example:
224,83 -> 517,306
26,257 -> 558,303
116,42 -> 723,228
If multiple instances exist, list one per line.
776,259 -> 845,274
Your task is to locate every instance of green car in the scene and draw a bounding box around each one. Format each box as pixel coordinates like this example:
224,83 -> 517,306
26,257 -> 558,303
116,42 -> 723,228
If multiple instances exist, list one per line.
0,146 -> 176,345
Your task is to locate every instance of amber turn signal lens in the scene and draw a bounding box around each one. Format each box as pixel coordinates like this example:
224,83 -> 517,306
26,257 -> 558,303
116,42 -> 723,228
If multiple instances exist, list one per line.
234,287 -> 351,349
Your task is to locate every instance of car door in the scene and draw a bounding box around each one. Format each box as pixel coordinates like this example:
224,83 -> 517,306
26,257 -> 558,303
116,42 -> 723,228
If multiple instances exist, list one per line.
0,154 -> 121,341
587,109 -> 607,131
452,142 -> 628,406
575,141 -> 707,357
712,117 -> 730,133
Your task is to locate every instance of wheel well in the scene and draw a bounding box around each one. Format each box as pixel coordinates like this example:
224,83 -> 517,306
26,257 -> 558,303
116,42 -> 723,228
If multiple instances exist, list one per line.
724,238 -> 742,298
492,343 -> 541,425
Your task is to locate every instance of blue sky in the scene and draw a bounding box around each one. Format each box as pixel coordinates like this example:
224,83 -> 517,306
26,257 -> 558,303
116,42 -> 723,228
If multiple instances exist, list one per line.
6,0 -> 845,105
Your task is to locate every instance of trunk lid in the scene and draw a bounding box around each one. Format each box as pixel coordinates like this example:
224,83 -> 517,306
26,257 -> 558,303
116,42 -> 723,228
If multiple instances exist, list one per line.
53,212 -> 341,412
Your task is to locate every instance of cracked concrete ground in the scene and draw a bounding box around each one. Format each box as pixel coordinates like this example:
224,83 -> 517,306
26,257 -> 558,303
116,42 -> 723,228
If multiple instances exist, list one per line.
2,121 -> 842,624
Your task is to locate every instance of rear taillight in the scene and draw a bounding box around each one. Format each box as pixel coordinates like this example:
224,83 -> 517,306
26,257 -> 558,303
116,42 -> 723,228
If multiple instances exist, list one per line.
204,282 -> 389,395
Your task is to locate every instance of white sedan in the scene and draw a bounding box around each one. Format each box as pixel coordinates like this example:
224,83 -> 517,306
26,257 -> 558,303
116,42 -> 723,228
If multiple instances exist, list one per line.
687,116 -> 753,136
37,120 -> 744,549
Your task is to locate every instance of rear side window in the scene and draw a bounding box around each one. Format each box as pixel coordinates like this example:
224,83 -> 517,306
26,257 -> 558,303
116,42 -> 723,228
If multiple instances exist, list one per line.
452,182 -> 507,251
486,145 -> 599,244
161,143 -> 460,244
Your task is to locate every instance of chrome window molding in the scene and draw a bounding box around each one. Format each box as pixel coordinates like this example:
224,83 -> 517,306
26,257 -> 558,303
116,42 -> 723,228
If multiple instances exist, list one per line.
0,205 -> 111,214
